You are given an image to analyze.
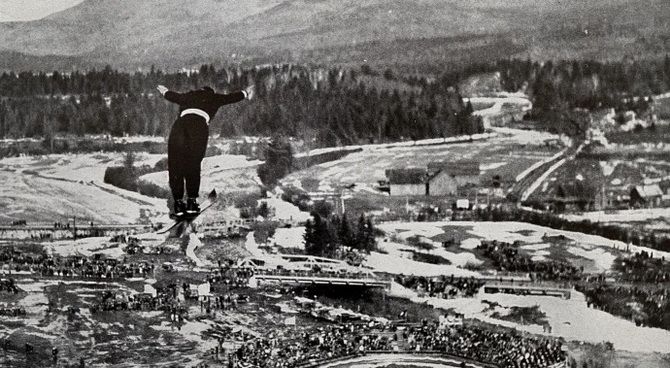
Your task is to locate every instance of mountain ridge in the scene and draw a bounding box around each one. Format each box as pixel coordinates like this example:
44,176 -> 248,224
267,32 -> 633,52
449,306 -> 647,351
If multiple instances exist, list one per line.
0,0 -> 668,71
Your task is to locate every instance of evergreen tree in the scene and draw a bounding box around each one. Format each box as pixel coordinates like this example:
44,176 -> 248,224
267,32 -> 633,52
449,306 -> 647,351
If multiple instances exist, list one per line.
355,214 -> 367,251
257,136 -> 293,187
338,213 -> 355,249
365,217 -> 377,252
304,213 -> 334,257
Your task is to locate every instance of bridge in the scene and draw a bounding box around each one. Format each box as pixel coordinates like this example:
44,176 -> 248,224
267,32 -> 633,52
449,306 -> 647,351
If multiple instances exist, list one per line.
483,282 -> 571,299
250,273 -> 392,289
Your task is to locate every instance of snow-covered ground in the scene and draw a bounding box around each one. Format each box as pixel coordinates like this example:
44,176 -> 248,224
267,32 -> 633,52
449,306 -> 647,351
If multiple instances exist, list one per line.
375,221 -> 639,273
282,131 -> 558,194
140,154 -> 262,197
465,95 -> 532,117
366,250 -> 481,277
561,208 -> 670,223
269,227 -> 306,249
261,220 -> 643,276
45,237 -> 127,259
260,196 -> 311,224
390,285 -> 670,353
376,222 -> 484,268
0,152 -> 168,223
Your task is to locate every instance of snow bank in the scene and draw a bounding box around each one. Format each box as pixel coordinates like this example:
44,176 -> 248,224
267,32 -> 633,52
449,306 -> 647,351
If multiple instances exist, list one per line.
391,287 -> 670,353
382,221 -> 631,272
270,227 -> 305,249
365,251 -> 480,278
262,198 -> 311,223
561,208 -> 670,223
46,237 -> 126,259
491,127 -> 562,146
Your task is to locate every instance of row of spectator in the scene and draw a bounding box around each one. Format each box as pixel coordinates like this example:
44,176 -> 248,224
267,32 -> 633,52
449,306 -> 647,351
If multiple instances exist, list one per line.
395,275 -> 485,298
477,240 -> 581,281
0,278 -> 20,293
231,320 -> 565,368
1,248 -> 154,279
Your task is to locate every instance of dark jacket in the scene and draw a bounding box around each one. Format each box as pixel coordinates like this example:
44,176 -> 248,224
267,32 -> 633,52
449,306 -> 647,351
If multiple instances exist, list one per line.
165,89 -> 245,119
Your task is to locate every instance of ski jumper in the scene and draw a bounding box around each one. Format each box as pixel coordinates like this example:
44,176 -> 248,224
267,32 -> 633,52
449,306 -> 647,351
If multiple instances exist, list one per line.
164,88 -> 246,201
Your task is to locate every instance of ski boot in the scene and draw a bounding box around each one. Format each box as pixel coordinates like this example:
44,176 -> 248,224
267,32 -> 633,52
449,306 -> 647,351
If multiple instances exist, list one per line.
173,199 -> 186,218
186,197 -> 200,216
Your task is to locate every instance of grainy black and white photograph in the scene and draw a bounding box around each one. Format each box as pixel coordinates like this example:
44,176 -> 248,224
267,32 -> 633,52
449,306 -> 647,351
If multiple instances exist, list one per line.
0,0 -> 669,367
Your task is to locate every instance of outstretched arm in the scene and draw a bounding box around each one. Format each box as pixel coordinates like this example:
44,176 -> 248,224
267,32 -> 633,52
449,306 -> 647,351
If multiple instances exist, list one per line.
214,85 -> 255,106
157,85 -> 186,105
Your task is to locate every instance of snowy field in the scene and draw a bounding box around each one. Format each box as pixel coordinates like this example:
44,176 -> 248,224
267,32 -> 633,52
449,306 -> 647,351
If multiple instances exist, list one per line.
465,94 -> 532,118
0,152 -> 167,223
390,284 -> 670,354
370,221 -> 636,275
282,131 -> 559,193
265,220 -> 637,276
0,152 -> 265,224
371,221 -> 670,353
140,154 -> 263,197
561,208 -> 670,224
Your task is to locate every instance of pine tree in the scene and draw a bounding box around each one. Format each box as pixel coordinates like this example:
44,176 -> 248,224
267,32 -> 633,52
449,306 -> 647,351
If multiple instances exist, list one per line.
338,214 -> 354,249
304,219 -> 316,255
355,214 -> 367,251
365,217 -> 377,252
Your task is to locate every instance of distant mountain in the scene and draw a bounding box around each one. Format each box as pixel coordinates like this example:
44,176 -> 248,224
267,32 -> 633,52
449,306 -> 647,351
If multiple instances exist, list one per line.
0,0 -> 668,71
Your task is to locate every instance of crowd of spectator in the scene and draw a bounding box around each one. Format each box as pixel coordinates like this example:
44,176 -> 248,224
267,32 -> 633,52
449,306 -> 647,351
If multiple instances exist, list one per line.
0,278 -> 20,293
0,305 -> 26,317
208,267 -> 255,288
574,251 -> 670,330
0,248 -> 154,279
231,320 -> 565,368
395,275 -> 484,298
90,290 -> 173,314
578,283 -> 670,330
477,240 -> 581,281
198,294 -> 249,314
254,267 -> 375,279
613,251 -> 670,283
206,265 -> 379,291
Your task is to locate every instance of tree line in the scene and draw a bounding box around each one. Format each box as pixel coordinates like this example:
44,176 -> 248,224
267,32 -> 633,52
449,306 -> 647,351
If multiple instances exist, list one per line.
304,213 -> 377,258
405,57 -> 670,137
0,64 -> 482,147
3,57 -> 669,145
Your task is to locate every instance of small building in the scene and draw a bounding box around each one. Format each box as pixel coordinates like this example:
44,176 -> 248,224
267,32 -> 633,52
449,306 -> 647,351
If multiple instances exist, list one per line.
386,168 -> 428,196
427,161 -> 480,196
631,185 -> 663,208
604,187 -> 631,209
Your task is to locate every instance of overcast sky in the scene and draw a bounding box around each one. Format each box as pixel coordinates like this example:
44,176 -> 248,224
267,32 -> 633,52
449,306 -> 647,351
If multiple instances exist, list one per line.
0,0 -> 85,22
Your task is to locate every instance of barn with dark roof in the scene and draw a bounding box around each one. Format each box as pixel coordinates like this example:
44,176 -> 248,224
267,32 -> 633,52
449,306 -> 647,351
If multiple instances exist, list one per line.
385,168 -> 428,196
426,161 -> 480,196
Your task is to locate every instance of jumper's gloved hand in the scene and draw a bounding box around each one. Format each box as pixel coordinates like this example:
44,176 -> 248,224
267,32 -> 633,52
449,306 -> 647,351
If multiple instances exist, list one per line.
243,84 -> 255,100
156,85 -> 168,96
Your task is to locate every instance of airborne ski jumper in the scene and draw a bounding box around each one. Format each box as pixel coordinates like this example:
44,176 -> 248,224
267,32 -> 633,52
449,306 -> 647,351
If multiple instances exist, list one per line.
157,84 -> 254,217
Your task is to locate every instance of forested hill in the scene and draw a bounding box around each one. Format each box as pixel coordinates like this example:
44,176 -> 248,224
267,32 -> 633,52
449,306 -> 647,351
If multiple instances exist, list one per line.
1,58 -> 670,146
0,64 -> 482,146
0,0 -> 668,70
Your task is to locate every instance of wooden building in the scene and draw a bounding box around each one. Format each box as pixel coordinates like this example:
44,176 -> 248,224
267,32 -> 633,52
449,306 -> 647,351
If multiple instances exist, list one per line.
386,168 -> 428,196
427,161 -> 480,196
631,185 -> 663,208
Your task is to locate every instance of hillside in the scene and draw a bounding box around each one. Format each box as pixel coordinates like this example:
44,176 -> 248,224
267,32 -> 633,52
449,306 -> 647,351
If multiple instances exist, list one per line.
0,0 -> 668,70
